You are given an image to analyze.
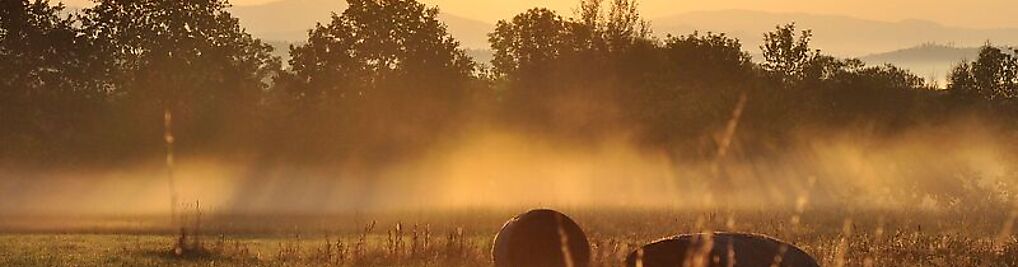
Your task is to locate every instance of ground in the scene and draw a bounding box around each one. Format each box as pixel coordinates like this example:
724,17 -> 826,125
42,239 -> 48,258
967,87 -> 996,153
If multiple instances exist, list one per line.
2,209 -> 1017,266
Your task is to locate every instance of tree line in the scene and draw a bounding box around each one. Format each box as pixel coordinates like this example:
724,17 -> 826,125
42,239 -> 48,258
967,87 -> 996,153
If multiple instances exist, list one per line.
2,0 -> 1017,166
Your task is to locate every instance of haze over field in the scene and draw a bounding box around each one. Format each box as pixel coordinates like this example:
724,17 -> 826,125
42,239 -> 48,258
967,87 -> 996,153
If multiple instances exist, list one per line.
3,119 -> 1017,216
8,1 -> 1018,265
5,0 -> 1018,225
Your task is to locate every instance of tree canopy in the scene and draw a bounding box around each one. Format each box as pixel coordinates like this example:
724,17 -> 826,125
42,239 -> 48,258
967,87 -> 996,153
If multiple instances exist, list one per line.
949,45 -> 1018,102
0,0 -> 107,160
1,0 -> 1016,168
275,0 -> 476,161
80,0 -> 280,154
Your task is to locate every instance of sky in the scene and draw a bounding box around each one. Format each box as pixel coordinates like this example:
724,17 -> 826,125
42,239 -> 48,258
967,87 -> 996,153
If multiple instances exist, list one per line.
422,0 -> 1018,29
59,0 -> 1018,29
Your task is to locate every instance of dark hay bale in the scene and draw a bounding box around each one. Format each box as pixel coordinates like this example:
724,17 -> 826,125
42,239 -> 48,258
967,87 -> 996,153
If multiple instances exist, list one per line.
625,232 -> 819,267
493,209 -> 591,267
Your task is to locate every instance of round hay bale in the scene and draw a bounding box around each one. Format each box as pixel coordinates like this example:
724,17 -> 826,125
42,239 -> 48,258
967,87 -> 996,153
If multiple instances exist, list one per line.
625,232 -> 819,267
492,209 -> 591,267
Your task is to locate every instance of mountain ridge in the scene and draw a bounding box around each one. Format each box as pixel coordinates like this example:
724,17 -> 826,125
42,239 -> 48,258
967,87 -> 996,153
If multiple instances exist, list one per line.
651,9 -> 1018,56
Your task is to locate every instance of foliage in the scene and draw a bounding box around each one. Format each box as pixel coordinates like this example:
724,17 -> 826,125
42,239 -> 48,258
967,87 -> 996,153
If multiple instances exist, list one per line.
487,0 -> 651,137
948,45 -> 1018,102
761,23 -> 820,85
488,8 -> 576,81
275,0 -> 476,161
80,0 -> 280,154
0,0 -> 108,160
662,31 -> 753,83
3,0 -> 1018,205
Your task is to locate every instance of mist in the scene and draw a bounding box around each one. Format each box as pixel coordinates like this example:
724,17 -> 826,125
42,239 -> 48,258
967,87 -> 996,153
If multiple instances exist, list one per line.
5,0 -> 1018,234
2,114 -> 1014,221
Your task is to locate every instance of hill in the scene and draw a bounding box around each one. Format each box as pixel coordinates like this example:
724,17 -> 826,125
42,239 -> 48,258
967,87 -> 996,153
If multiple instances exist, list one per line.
651,9 -> 1018,57
861,43 -> 979,64
859,44 -> 981,84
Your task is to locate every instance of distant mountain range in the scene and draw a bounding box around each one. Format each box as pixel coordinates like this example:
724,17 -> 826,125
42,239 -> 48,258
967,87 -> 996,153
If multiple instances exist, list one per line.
861,43 -> 979,64
63,0 -> 1018,58
652,9 -> 1018,57
860,44 -> 981,83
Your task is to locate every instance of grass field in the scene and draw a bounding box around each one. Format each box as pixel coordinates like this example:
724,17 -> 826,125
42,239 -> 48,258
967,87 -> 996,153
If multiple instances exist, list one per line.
3,208 -> 1018,266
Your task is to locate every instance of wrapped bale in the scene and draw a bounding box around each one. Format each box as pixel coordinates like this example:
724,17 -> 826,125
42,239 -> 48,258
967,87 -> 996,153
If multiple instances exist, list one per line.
626,232 -> 819,267
493,209 -> 591,267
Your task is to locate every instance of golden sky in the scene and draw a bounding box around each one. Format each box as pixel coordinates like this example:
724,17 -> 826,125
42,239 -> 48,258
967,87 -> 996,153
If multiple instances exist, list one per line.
60,0 -> 1018,28
417,0 -> 1017,28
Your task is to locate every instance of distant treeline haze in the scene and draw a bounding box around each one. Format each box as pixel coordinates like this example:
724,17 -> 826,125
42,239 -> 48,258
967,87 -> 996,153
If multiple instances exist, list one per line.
2,0 -> 1018,166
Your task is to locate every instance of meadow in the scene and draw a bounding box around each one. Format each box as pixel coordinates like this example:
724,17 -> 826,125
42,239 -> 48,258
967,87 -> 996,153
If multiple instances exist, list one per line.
3,208 -> 1017,266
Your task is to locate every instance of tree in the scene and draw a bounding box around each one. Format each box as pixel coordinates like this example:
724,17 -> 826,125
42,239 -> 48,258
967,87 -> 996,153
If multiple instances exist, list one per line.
818,64 -> 928,128
948,45 -> 1018,102
662,31 -> 753,83
603,0 -> 650,50
0,0 -> 108,161
624,32 -> 755,151
488,7 -> 585,132
488,8 -> 576,80
949,61 -> 979,100
573,0 -> 650,53
487,0 -> 652,136
277,0 -> 476,161
81,0 -> 280,154
489,0 -> 649,81
761,23 -> 819,85
282,0 -> 474,104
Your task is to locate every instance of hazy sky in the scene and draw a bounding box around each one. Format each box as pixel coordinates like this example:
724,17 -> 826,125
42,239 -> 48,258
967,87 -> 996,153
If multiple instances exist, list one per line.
60,0 -> 1018,29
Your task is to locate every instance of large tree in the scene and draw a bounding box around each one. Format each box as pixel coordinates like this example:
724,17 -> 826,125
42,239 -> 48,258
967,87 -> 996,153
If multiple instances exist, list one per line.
625,32 -> 756,153
948,45 -> 1018,102
80,0 -> 279,154
488,8 -> 576,81
282,0 -> 473,104
277,0 -> 475,161
760,23 -> 820,85
0,0 -> 108,161
487,0 -> 651,136
488,0 -> 649,81
662,32 -> 753,84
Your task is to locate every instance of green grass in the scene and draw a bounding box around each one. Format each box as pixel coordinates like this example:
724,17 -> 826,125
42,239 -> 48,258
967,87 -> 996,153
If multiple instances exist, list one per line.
2,209 -> 1018,266
0,233 -> 488,267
